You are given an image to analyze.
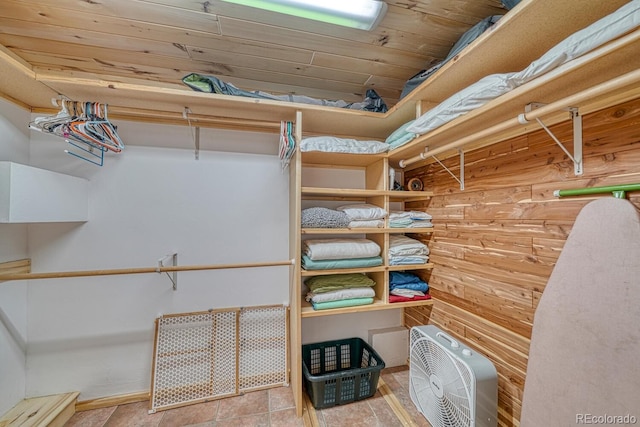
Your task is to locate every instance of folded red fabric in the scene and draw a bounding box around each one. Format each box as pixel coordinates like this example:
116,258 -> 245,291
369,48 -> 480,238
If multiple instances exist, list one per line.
389,294 -> 431,303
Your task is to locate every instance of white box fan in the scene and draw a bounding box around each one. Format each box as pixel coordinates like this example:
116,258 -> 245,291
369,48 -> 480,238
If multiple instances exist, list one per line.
409,325 -> 497,427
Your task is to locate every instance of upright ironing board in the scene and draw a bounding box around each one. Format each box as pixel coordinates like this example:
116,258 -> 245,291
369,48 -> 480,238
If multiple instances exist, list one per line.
520,198 -> 640,426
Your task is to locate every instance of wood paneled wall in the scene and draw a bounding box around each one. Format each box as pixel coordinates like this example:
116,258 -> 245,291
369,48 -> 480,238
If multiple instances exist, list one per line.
403,97 -> 640,427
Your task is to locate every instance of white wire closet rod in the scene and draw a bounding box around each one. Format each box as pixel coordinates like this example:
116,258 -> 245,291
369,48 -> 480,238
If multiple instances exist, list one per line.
0,259 -> 296,282
398,67 -> 640,169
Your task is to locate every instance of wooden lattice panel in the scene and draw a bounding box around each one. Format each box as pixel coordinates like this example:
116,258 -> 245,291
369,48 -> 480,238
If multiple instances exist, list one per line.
150,305 -> 287,412
239,306 -> 288,391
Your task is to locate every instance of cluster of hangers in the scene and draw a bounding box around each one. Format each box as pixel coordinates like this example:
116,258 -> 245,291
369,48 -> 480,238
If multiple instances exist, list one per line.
29,98 -> 125,166
279,121 -> 295,170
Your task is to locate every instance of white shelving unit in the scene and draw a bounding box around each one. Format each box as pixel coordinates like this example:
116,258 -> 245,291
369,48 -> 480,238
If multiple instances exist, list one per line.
0,162 -> 88,223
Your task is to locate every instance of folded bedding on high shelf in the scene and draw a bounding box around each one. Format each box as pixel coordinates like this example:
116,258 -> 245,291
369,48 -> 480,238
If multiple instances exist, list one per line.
183,74 -> 388,112
305,273 -> 376,310
300,136 -> 389,154
302,238 -> 382,270
389,272 -> 431,303
389,211 -> 433,228
388,235 -> 430,265
301,204 -> 388,229
385,0 -> 640,150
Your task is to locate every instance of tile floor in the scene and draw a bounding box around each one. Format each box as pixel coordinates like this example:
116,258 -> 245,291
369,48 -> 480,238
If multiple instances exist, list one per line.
65,366 -> 431,427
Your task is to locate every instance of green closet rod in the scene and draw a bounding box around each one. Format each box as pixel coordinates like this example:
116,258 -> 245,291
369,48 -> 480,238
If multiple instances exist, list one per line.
554,183 -> 640,199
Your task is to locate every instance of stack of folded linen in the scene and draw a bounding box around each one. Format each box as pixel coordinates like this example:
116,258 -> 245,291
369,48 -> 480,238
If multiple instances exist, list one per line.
301,207 -> 351,228
385,119 -> 418,150
389,211 -> 433,228
389,271 -> 431,303
300,136 -> 390,154
388,235 -> 429,265
302,238 -> 383,270
337,203 -> 388,228
304,273 -> 376,310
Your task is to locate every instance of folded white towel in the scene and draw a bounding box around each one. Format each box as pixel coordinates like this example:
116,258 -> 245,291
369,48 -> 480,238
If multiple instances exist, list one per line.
409,211 -> 432,220
303,238 -> 381,261
389,211 -> 411,219
390,289 -> 425,297
338,203 -> 388,220
349,219 -> 385,228
307,287 -> 376,303
389,235 -> 429,256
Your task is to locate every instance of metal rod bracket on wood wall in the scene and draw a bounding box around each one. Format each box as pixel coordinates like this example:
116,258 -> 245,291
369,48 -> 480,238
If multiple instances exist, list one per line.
431,149 -> 464,191
519,103 -> 583,176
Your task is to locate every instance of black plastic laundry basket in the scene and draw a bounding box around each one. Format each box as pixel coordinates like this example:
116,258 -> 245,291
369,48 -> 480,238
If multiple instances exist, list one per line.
302,337 -> 385,409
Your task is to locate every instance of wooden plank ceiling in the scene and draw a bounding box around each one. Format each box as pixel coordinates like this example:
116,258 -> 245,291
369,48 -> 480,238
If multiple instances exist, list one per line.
0,0 -> 508,108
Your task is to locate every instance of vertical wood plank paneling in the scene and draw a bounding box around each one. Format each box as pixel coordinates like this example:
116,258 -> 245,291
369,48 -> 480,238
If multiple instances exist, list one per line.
403,97 -> 640,427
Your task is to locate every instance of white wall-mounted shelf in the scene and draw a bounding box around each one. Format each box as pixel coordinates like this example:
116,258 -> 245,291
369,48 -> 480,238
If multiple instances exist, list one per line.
0,162 -> 88,223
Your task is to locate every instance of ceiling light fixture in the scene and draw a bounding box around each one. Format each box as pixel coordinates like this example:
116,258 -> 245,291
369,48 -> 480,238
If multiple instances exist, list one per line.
221,0 -> 388,31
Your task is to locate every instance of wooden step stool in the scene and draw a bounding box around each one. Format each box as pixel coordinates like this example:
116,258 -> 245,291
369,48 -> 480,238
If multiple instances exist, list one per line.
0,392 -> 79,427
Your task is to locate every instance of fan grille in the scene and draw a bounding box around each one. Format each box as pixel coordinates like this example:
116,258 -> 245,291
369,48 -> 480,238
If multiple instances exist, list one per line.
410,330 -> 473,427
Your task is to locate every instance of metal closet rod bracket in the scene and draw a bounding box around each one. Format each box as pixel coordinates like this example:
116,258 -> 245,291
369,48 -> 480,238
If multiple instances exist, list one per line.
434,149 -> 464,191
518,102 -> 583,176
183,107 -> 200,160
401,148 -> 464,190
158,253 -> 178,290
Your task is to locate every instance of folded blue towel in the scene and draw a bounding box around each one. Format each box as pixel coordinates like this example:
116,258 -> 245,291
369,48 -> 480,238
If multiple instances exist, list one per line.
390,271 -> 427,285
390,282 -> 429,293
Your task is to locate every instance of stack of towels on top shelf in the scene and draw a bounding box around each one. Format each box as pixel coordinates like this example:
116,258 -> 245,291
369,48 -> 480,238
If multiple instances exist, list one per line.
337,204 -> 387,228
301,204 -> 388,229
389,272 -> 430,303
389,211 -> 433,228
302,238 -> 383,270
388,235 -> 429,265
305,273 -> 376,310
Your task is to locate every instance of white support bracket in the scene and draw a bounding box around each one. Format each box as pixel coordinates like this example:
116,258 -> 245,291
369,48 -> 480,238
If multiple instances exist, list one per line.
431,149 -> 464,191
519,103 -> 583,176
158,253 -> 178,290
183,107 -> 200,160
194,126 -> 200,161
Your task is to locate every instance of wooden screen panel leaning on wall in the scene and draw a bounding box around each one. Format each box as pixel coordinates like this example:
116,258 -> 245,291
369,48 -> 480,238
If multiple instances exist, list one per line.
402,97 -> 640,427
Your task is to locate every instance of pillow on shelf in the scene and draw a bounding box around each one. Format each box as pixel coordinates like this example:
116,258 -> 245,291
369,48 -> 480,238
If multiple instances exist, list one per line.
300,136 -> 389,154
337,204 -> 388,220
399,15 -> 503,99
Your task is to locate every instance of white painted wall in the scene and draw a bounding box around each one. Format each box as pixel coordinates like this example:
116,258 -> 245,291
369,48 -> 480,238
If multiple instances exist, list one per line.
24,121 -> 290,400
0,98 -> 30,414
302,310 -> 401,345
